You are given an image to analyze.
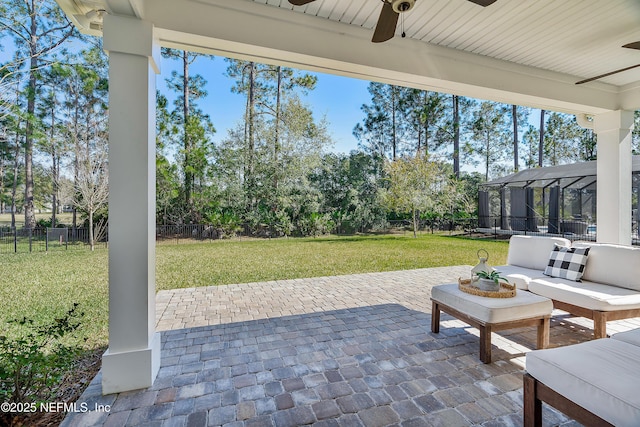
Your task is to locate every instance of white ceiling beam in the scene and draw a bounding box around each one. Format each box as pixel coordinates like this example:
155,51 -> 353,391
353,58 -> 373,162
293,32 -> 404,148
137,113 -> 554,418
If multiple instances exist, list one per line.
620,82 -> 640,112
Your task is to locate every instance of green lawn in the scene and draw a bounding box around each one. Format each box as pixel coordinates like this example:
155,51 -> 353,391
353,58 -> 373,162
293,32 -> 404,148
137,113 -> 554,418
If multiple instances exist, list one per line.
0,212 -> 75,227
0,234 -> 508,350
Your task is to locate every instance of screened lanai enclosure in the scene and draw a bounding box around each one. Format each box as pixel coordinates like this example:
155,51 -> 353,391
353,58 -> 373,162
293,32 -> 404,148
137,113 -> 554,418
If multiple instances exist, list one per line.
478,156 -> 640,243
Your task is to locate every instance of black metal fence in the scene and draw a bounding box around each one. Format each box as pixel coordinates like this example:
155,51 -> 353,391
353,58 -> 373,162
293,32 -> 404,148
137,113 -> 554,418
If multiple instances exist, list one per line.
3,217 -> 639,253
154,219 -> 479,243
475,215 -> 640,244
476,215 -> 598,240
0,227 -> 104,254
375,219 -> 480,235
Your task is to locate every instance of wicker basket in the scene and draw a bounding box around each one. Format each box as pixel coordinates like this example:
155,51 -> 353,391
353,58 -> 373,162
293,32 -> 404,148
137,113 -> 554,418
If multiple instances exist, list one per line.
458,277 -> 517,298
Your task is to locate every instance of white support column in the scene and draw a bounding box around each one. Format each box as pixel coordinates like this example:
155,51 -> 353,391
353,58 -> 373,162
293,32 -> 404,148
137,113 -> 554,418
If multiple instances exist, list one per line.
594,110 -> 635,245
101,15 -> 161,394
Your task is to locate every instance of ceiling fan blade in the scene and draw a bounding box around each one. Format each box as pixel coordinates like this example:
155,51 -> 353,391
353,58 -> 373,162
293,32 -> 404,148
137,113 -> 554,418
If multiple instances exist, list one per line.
372,2 -> 399,43
288,0 -> 316,6
468,0 -> 497,6
623,41 -> 640,50
575,63 -> 640,85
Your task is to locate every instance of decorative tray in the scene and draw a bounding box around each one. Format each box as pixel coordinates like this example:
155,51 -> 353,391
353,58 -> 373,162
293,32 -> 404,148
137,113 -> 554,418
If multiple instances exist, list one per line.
458,278 -> 517,298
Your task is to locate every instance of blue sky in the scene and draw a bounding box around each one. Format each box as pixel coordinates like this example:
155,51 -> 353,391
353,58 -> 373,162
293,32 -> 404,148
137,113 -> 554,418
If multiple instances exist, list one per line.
158,54 -> 544,161
0,42 -> 544,162
158,54 -> 371,154
0,35 -> 368,154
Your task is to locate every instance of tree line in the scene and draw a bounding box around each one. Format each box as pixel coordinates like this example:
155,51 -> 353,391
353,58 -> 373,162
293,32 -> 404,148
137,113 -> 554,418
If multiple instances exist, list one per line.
2,0 -> 640,242
1,0 -> 109,249
153,57 -> 638,237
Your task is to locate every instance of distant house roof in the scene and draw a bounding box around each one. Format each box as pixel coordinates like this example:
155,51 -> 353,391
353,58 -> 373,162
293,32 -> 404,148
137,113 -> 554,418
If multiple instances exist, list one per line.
483,156 -> 640,189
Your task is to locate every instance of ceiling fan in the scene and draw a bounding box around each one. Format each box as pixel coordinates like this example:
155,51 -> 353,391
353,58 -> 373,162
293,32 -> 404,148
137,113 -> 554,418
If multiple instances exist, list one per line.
576,42 -> 640,85
288,0 -> 497,43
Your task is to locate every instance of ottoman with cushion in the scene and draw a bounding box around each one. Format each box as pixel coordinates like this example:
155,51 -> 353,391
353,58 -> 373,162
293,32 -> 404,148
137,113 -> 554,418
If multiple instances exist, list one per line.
431,283 -> 553,363
524,338 -> 640,427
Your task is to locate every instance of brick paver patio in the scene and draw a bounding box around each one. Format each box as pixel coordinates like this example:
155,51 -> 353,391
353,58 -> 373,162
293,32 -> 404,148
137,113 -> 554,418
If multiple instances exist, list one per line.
61,266 -> 640,426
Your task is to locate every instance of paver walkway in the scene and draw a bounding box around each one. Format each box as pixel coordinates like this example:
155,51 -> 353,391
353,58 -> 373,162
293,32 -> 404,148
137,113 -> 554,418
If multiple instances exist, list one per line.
62,266 -> 640,427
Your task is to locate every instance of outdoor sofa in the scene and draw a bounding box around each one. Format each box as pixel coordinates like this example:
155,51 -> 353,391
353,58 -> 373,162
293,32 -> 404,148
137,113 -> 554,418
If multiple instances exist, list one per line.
523,327 -> 640,426
494,236 -> 640,424
494,235 -> 640,338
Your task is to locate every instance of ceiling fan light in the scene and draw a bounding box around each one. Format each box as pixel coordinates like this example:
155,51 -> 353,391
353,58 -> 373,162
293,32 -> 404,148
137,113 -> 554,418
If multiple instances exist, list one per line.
392,0 -> 415,14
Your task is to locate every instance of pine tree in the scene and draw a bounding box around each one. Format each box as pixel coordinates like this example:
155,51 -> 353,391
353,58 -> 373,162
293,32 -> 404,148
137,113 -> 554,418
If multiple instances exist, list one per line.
161,49 -> 216,222
468,101 -> 510,181
353,83 -> 407,160
0,0 -> 76,228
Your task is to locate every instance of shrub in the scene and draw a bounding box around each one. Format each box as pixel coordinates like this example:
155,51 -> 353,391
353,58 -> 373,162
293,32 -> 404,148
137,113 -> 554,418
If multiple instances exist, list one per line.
0,303 -> 84,423
297,212 -> 334,237
273,210 -> 293,237
35,217 -> 70,229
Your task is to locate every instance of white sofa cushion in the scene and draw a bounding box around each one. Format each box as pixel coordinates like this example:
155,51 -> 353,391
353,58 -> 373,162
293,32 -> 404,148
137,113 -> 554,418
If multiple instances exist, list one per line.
493,265 -> 545,290
505,235 -> 571,271
526,338 -> 640,427
528,276 -> 640,311
431,283 -> 552,323
611,328 -> 640,347
572,243 -> 640,291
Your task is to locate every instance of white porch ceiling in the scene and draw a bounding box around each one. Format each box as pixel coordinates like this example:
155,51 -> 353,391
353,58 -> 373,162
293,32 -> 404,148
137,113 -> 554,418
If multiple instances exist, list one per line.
57,0 -> 640,115
268,0 -> 640,88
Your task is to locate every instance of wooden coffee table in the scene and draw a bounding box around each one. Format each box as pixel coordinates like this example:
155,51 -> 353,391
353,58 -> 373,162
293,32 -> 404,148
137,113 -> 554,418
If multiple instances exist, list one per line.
431,283 -> 553,363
